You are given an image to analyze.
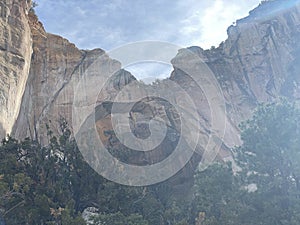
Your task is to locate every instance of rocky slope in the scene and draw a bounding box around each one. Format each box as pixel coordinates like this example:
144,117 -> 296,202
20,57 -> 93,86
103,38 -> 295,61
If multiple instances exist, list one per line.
0,0 -> 299,164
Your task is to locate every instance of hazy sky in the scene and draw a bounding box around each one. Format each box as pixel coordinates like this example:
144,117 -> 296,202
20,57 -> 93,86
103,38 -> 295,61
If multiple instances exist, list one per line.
35,0 -> 261,51
34,0 -> 262,82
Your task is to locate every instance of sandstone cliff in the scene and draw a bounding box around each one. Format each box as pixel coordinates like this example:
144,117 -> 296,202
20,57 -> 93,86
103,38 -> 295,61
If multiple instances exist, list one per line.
171,0 -> 300,155
0,0 -> 299,164
0,0 -> 32,137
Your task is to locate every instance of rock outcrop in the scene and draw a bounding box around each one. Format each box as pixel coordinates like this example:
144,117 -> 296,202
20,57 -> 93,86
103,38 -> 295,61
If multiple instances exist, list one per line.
0,0 -> 32,137
13,11 -> 120,144
0,0 -> 299,165
170,0 -> 300,156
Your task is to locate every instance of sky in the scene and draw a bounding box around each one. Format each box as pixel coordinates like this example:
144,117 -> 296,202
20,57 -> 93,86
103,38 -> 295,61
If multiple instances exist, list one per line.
35,0 -> 261,82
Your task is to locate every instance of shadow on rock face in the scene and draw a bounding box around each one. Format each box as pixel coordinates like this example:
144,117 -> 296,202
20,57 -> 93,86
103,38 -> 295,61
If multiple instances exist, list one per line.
0,123 -> 4,139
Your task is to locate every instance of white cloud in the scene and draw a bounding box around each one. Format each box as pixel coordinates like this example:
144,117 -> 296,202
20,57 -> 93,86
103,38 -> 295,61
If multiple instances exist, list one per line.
34,0 -> 263,82
35,0 -> 261,50
177,0 -> 261,49
200,0 -> 241,48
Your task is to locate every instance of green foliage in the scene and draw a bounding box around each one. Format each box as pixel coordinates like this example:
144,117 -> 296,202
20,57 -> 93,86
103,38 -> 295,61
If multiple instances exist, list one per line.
191,99 -> 300,225
0,121 -> 154,224
61,208 -> 86,225
29,1 -> 38,13
32,1 -> 38,8
237,99 -> 300,195
238,99 -> 300,177
192,163 -> 250,225
92,212 -> 148,225
235,99 -> 300,225
1,99 -> 299,224
0,123 -> 85,224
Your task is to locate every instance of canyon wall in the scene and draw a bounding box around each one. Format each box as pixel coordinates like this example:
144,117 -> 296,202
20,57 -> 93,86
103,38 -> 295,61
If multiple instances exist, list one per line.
0,0 -> 32,137
0,0 -> 299,163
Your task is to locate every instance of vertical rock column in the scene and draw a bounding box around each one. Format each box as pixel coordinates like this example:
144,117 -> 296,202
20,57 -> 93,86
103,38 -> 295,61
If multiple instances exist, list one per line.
0,0 -> 32,137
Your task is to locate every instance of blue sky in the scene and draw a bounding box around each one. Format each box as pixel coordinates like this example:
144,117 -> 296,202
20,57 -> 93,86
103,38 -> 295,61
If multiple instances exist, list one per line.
35,0 -> 261,50
35,0 -> 261,82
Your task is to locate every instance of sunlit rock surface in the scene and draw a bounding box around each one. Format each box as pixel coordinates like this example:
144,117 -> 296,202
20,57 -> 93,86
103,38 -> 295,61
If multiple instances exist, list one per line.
0,0 -> 299,162
0,0 -> 32,137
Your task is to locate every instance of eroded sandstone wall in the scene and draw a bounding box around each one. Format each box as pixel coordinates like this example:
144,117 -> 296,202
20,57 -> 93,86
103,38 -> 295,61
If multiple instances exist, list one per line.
0,0 -> 32,137
1,0 -> 299,160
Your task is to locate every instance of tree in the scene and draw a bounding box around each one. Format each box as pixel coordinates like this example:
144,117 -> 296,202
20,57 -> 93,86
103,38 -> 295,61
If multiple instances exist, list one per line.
191,163 -> 249,225
191,99 -> 300,225
236,98 -> 300,225
0,122 -> 89,224
29,1 -> 38,13
91,212 -> 148,225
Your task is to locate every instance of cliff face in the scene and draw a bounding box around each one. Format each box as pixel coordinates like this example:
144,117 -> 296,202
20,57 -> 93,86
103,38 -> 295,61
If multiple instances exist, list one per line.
13,12 -> 121,144
221,0 -> 300,109
170,0 -> 300,153
13,11 -> 86,141
0,0 -> 32,137
0,0 -> 299,162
